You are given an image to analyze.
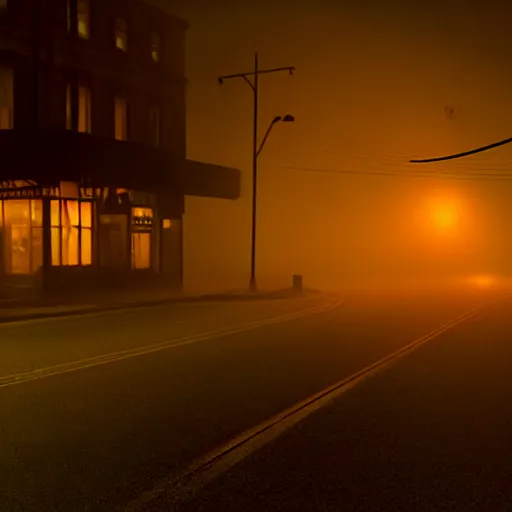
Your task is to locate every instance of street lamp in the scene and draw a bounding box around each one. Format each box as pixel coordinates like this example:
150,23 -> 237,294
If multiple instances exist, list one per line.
257,114 -> 295,157
217,54 -> 295,293
247,113 -> 295,292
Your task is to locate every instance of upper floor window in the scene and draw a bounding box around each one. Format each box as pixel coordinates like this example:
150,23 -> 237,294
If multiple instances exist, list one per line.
77,84 -> 92,133
115,18 -> 128,52
77,0 -> 90,39
150,32 -> 160,62
149,106 -> 160,147
66,84 -> 72,130
66,0 -> 70,32
0,67 -> 13,130
114,96 -> 127,141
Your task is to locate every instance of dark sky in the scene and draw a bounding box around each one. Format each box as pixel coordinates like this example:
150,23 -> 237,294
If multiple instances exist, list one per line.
152,0 -> 512,292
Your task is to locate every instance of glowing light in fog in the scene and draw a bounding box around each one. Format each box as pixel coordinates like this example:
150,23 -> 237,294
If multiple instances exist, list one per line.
430,200 -> 459,231
468,274 -> 498,289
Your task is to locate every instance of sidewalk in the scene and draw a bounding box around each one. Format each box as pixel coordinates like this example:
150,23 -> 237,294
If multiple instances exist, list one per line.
0,286 -> 315,324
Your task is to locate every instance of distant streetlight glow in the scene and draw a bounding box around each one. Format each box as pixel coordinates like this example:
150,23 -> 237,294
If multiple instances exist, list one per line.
427,197 -> 460,233
467,274 -> 498,289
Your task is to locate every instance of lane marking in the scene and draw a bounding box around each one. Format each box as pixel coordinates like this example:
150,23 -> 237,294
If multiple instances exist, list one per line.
0,302 -> 190,328
123,295 -> 508,512
0,294 -> 317,328
0,296 -> 342,390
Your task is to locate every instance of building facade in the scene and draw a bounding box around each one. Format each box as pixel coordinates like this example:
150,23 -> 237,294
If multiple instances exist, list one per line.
0,0 -> 234,297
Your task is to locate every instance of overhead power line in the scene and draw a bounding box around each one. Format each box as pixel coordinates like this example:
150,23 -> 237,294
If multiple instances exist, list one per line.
410,136 -> 512,163
268,164 -> 512,181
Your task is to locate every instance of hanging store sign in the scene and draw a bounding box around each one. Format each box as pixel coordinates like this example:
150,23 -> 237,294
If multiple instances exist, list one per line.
132,206 -> 153,232
0,186 -> 59,199
132,215 -> 153,232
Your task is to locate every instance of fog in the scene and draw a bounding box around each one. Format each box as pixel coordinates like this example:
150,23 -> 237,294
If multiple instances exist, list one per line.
161,0 -> 512,293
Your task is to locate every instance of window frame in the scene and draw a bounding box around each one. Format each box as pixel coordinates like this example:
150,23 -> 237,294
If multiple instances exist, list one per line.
51,198 -> 93,267
1,199 -> 43,275
115,17 -> 128,52
77,82 -> 92,134
0,65 -> 14,130
150,31 -> 160,62
77,0 -> 91,40
149,105 -> 161,147
114,95 -> 128,141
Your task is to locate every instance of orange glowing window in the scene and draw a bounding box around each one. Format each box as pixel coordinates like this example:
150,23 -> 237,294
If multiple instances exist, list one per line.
132,207 -> 152,218
132,233 -> 151,269
149,106 -> 160,147
150,32 -> 160,62
66,83 -> 72,130
81,228 -> 92,265
78,84 -> 91,133
115,18 -> 128,52
0,105 -> 12,129
0,66 -> 13,129
114,96 -> 127,140
162,219 -> 172,229
66,0 -> 71,32
50,199 -> 93,267
2,200 -> 42,275
31,200 -> 42,227
80,201 -> 92,228
77,0 -> 90,39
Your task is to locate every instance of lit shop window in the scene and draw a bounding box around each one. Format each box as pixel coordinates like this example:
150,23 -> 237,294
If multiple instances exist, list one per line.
1,199 -> 43,275
51,199 -> 93,266
131,207 -> 152,270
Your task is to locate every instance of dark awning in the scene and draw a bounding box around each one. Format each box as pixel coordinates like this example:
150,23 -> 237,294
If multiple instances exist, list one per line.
184,159 -> 240,200
0,128 -> 183,193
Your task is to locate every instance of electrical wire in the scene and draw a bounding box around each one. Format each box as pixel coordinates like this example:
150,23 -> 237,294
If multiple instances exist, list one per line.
410,136 -> 512,163
266,164 -> 512,181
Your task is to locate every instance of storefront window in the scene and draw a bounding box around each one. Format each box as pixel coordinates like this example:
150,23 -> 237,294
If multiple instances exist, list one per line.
131,207 -> 152,270
132,233 -> 151,269
2,199 -> 43,275
51,199 -> 93,266
51,199 -> 61,265
80,202 -> 92,265
62,200 -> 79,265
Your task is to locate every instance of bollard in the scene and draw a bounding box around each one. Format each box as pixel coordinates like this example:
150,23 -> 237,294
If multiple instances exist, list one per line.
292,274 -> 303,293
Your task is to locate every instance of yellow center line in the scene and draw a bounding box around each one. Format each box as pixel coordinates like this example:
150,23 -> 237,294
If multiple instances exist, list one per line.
0,296 -> 342,390
122,295 -> 506,512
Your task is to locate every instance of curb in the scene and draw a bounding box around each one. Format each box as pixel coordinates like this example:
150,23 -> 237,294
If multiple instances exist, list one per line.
0,289 -> 318,324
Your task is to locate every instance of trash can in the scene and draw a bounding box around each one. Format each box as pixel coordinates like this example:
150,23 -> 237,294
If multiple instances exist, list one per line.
292,274 -> 303,293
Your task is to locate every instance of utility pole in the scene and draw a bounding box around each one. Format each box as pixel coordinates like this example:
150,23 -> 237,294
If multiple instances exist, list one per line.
218,53 -> 295,292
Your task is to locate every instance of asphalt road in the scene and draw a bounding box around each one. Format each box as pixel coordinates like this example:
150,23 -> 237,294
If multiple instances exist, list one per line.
171,294 -> 512,512
0,286 -> 505,511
